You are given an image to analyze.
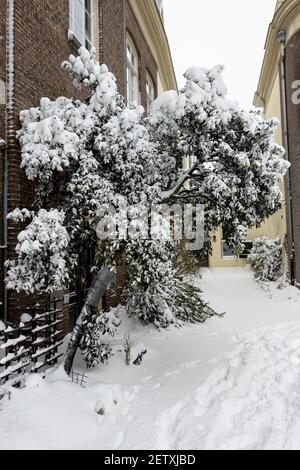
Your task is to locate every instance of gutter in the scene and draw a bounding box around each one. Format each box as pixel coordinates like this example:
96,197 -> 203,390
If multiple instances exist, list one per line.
277,30 -> 296,285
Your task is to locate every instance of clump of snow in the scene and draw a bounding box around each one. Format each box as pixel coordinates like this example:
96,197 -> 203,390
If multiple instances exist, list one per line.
185,64 -> 228,97
151,90 -> 186,120
62,46 -> 119,116
20,314 -> 32,324
25,374 -> 45,390
7,208 -> 34,223
0,321 -> 5,333
93,383 -> 122,420
152,64 -> 233,127
19,100 -> 81,181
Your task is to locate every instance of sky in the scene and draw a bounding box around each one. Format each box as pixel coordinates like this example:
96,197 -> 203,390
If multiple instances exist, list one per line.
163,0 -> 277,108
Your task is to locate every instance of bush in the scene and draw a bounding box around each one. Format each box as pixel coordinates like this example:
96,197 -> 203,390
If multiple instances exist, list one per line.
248,236 -> 283,282
80,307 -> 120,369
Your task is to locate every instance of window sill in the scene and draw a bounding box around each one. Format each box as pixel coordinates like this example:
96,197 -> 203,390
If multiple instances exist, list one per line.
68,30 -> 82,49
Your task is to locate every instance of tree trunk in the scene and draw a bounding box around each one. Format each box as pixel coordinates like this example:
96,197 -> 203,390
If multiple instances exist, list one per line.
64,267 -> 114,375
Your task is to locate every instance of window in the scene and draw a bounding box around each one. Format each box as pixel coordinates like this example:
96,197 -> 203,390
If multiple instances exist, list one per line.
69,0 -> 92,49
84,0 -> 92,49
220,227 -> 236,259
146,73 -> 155,114
126,35 -> 139,105
222,241 -> 235,259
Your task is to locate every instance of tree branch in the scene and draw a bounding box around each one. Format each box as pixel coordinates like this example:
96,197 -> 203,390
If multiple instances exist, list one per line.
160,162 -> 198,203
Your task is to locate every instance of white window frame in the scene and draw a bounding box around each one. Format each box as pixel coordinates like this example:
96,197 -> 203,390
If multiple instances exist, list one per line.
146,72 -> 155,114
69,0 -> 93,49
126,34 -> 140,105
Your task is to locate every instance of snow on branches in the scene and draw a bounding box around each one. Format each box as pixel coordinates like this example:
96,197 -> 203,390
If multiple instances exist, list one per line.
150,65 -> 289,251
18,98 -> 81,182
248,236 -> 284,282
62,46 -> 120,115
6,209 -> 71,294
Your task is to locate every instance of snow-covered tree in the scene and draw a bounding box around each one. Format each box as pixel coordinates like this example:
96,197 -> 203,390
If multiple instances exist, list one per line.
248,236 -> 284,282
150,65 -> 289,253
6,48 -> 289,338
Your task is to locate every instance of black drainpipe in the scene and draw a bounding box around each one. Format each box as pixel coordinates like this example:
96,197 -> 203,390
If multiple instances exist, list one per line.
277,30 -> 296,285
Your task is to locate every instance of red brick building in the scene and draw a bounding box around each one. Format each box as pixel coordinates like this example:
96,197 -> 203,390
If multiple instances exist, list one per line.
0,0 -> 177,325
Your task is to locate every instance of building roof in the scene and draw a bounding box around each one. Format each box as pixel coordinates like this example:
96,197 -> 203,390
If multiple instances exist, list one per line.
129,0 -> 178,91
254,0 -> 300,107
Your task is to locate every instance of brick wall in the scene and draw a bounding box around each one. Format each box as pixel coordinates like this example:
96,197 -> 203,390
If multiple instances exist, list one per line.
285,30 -> 300,286
100,0 -> 126,96
4,0 -> 95,324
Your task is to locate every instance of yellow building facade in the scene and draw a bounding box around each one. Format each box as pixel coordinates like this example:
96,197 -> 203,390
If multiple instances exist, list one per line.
208,0 -> 298,268
254,0 -> 300,286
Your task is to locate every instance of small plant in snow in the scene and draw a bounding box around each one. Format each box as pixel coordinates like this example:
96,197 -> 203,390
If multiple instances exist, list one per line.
80,307 -> 115,369
0,388 -> 12,405
123,336 -> 132,366
248,236 -> 283,282
95,404 -> 105,416
133,349 -> 147,366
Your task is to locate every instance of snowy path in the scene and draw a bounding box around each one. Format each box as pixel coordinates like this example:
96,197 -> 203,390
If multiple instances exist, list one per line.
1,267 -> 300,450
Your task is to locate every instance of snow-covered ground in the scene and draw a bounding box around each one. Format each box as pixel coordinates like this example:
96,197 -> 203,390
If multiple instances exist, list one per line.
1,267 -> 300,450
